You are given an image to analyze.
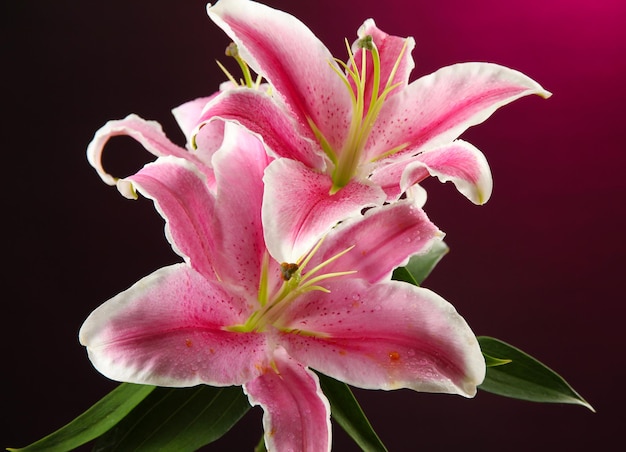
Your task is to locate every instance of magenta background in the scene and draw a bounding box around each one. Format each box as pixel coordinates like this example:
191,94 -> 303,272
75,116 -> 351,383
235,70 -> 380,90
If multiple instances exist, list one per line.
4,0 -> 624,450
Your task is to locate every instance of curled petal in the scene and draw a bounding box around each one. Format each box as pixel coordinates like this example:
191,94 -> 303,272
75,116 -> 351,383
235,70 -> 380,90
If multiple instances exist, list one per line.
127,156 -> 220,281
86,114 -> 214,195
280,279 -> 485,397
262,158 -> 386,263
365,62 -> 552,162
198,88 -> 325,170
402,140 -> 493,204
244,347 -> 331,452
207,0 -> 353,154
372,140 -> 493,204
80,264 -> 267,387
404,183 -> 428,208
310,200 -> 443,284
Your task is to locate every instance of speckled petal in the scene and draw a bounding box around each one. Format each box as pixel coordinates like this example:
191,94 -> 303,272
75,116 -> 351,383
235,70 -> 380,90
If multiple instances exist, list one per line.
197,88 -> 325,170
127,156 -> 220,282
80,264 -> 267,387
262,158 -> 386,263
211,123 -> 273,299
244,347 -> 331,452
306,200 -> 443,284
207,0 -> 353,155
365,62 -> 551,162
279,279 -> 485,397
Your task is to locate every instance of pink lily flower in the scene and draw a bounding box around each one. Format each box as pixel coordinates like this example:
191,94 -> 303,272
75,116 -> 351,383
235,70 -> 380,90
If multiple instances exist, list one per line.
80,123 -> 485,451
198,0 -> 551,259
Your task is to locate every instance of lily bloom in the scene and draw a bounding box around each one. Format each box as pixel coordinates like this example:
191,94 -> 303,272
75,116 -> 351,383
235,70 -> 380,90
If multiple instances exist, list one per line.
81,123 -> 485,451
199,0 -> 551,258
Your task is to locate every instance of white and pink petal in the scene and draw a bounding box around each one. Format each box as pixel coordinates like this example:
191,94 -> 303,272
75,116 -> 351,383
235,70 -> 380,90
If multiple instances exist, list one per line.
371,139 -> 492,204
198,88 -> 325,170
207,0 -> 353,154
262,158 -> 386,264
126,156 -> 220,282
401,140 -> 493,205
279,279 -> 485,397
80,264 -> 267,387
365,62 -> 551,162
308,200 -> 443,284
244,347 -> 331,452
211,123 -> 273,300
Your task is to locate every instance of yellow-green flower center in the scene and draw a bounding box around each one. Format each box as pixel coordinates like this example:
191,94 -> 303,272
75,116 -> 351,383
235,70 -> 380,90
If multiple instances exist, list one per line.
310,35 -> 409,194
227,237 -> 356,334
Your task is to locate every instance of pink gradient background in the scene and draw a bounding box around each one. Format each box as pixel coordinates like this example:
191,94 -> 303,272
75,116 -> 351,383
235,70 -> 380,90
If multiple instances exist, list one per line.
4,0 -> 624,450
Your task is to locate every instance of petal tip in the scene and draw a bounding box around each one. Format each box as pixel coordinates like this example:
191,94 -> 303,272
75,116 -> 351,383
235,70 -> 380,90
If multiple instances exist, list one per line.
116,179 -> 138,199
539,88 -> 553,99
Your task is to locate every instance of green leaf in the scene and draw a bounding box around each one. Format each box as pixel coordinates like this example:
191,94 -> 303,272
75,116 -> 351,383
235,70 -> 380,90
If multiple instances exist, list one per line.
7,383 -> 155,452
254,435 -> 267,452
392,240 -> 449,286
92,385 -> 250,451
477,336 -> 594,411
316,372 -> 387,452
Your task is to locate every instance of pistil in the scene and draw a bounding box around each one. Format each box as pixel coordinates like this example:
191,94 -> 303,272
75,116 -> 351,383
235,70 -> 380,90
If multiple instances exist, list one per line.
216,42 -> 263,89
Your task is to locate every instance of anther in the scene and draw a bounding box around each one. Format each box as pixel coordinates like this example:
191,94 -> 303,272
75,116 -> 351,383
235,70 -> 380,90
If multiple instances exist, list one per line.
280,262 -> 300,281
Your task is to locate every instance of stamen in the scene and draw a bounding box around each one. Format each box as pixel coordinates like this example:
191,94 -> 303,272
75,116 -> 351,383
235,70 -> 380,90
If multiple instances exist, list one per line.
331,37 -> 371,191
370,141 -> 410,162
254,74 -> 263,89
297,234 -> 328,268
258,251 -> 270,306
307,116 -> 337,164
383,39 -> 409,93
232,235 -> 357,332
330,58 -> 358,105
299,244 -> 356,285
215,59 -> 239,87
300,270 -> 358,292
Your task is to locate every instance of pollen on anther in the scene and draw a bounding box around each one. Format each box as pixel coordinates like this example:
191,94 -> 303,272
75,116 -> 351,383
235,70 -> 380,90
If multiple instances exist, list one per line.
280,262 -> 299,281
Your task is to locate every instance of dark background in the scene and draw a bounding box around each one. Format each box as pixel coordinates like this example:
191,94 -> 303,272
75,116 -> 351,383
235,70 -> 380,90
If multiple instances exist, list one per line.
4,0 -> 624,450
